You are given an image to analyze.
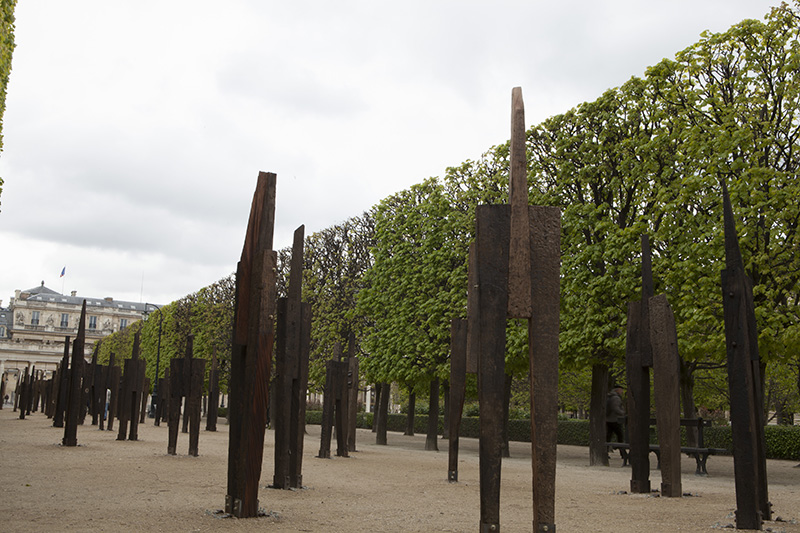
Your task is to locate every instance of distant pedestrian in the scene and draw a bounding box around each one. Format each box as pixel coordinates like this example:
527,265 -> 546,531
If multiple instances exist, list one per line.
606,384 -> 627,461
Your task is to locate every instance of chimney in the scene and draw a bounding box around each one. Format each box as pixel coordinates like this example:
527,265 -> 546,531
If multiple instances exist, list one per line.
104,297 -> 113,303
71,291 -> 77,297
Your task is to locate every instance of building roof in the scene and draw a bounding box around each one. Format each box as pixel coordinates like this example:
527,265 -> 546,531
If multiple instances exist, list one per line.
19,283 -> 150,312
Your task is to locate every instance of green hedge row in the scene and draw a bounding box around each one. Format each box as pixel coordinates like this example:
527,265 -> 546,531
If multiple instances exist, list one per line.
305,411 -> 800,461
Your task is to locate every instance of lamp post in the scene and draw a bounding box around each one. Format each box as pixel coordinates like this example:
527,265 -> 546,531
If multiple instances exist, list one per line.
143,303 -> 163,420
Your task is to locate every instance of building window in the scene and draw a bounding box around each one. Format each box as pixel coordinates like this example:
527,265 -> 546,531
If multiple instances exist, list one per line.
0,326 -> 5,337
31,311 -> 40,325
120,318 -> 128,330
61,313 -> 69,328
89,316 -> 97,329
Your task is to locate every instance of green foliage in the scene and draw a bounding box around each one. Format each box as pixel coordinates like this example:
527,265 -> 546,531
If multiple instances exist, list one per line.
358,178 -> 469,386
0,0 -> 17,210
298,211 -> 375,392
98,275 -> 235,394
556,419 -> 592,447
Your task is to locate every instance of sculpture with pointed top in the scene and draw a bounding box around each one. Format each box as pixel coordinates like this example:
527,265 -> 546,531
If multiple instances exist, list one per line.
468,87 -> 561,533
720,179 -> 770,529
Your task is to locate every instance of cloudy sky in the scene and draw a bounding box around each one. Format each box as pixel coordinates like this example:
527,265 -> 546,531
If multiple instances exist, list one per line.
0,0 -> 780,307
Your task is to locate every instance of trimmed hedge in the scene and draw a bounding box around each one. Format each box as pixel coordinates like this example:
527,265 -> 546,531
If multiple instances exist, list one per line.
305,410 -> 800,461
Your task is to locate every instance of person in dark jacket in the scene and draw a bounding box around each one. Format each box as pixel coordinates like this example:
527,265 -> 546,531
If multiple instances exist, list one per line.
606,384 -> 627,460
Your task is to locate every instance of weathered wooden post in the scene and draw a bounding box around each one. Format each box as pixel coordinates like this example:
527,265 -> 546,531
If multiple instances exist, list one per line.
25,365 -> 36,415
469,87 -> 561,533
624,235 -> 653,494
318,354 -> 339,459
117,332 -> 145,441
649,293 -> 682,497
63,302 -> 87,446
273,226 -> 312,489
206,348 -> 220,431
167,355 -> 185,455
346,333 -> 359,453
17,367 -> 29,420
447,318 -> 468,482
53,338 -> 70,428
106,354 -> 120,432
225,171 -> 278,518
187,346 -> 206,456
720,181 -> 770,529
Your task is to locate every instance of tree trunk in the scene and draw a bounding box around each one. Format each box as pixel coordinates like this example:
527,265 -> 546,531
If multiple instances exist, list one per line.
589,363 -> 609,466
376,382 -> 390,445
372,382 -> 381,433
425,378 -> 439,451
405,391 -> 416,436
502,373 -> 511,458
679,358 -> 698,447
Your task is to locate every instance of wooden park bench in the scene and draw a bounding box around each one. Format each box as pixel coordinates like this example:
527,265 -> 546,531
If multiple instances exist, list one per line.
606,417 -> 727,476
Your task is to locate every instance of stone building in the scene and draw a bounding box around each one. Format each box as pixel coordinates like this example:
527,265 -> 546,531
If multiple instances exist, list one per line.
0,282 -> 154,396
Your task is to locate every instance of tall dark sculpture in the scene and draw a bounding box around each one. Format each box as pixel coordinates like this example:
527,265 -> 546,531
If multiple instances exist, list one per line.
345,334 -> 359,453
53,337 -> 70,428
273,226 -> 312,489
469,87 -> 561,533
624,236 -> 653,493
720,181 -> 770,529
447,318 -> 468,482
226,171 -> 279,518
63,302 -> 87,446
649,293 -> 682,497
17,367 -> 28,420
168,335 -> 206,456
318,343 -> 349,459
117,332 -> 146,441
206,348 -> 220,432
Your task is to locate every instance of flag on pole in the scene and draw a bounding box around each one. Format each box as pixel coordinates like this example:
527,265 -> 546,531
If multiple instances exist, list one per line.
60,267 -> 66,278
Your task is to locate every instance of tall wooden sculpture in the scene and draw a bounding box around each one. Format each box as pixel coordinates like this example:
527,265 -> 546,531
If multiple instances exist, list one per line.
649,291 -> 682,497
225,171 -> 278,518
720,181 -> 770,529
346,333 -> 359,453
206,348 -> 220,431
168,335 -> 206,456
470,87 -> 560,533
273,226 -> 312,489
447,317 -> 469,482
63,302 -> 87,446
117,331 -> 146,441
624,236 -> 653,493
318,343 -> 349,459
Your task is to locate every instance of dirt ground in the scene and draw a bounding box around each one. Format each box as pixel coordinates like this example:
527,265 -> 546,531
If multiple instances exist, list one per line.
1,407 -> 798,533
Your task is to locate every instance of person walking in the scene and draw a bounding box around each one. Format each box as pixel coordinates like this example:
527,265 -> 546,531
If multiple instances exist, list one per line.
606,384 -> 627,462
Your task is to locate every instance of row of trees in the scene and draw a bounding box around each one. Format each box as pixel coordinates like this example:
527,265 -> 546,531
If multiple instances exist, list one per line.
98,3 -> 800,424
